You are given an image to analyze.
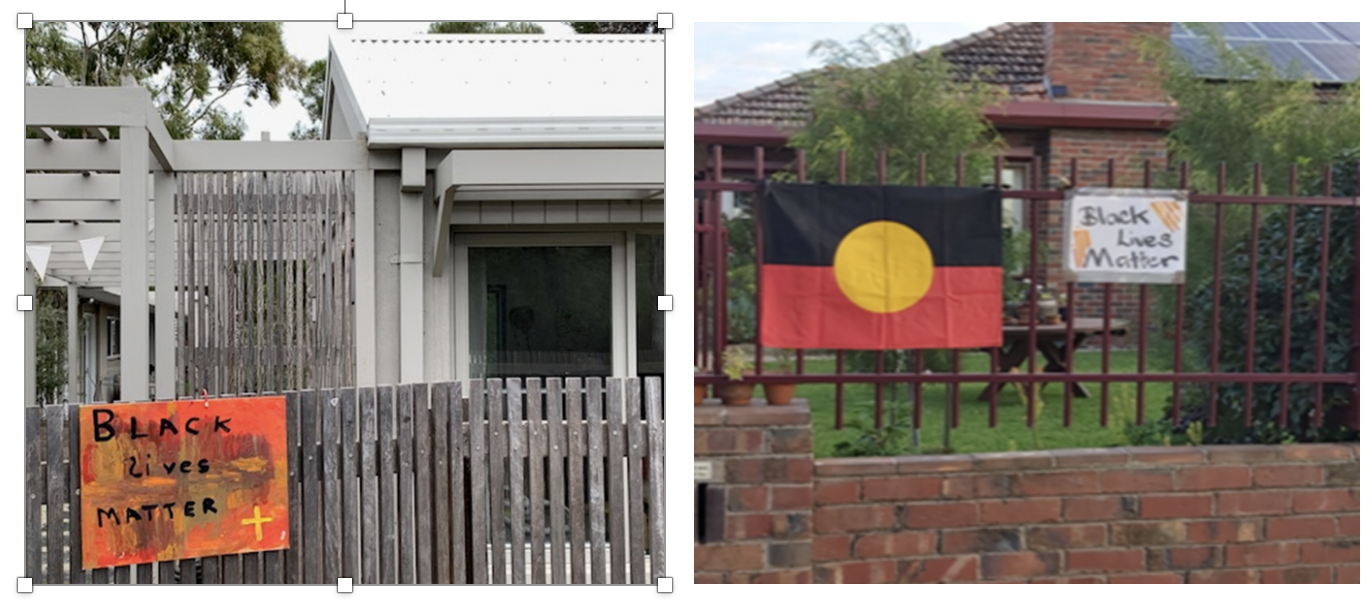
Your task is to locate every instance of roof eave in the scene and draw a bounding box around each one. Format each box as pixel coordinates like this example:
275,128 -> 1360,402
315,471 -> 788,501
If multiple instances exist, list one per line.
986,101 -> 1175,130
694,100 -> 1175,144
367,116 -> 666,149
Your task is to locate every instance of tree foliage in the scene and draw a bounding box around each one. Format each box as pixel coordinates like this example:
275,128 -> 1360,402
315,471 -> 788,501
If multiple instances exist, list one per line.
788,23 -> 1005,187
428,22 -> 545,34
1139,24 -> 1359,195
289,59 -> 328,140
35,284 -> 69,405
1135,26 -> 1360,445
567,22 -> 662,35
1174,149 -> 1358,444
24,22 -> 304,140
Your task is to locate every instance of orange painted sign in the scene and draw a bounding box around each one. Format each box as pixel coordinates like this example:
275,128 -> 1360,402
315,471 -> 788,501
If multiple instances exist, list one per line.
78,397 -> 290,569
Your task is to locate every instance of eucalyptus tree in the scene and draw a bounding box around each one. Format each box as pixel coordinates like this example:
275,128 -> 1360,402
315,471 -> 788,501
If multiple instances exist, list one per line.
25,21 -> 304,140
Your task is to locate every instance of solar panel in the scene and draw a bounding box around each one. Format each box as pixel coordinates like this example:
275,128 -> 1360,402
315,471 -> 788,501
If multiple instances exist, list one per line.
1171,37 -> 1223,77
1251,22 -> 1333,41
1171,22 -> 1358,84
1217,23 -> 1261,39
1302,42 -> 1360,81
1321,22 -> 1359,44
1174,23 -> 1261,39
1234,40 -> 1337,81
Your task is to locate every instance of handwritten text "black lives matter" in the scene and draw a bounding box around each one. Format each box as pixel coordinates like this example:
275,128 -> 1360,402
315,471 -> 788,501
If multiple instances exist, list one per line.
1077,206 -> 1179,270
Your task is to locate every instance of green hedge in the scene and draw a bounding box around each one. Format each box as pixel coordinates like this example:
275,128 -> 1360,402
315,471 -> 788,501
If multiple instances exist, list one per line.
1174,149 -> 1359,443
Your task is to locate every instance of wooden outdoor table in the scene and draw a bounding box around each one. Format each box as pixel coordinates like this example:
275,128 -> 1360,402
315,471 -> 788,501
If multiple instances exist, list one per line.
977,318 -> 1130,401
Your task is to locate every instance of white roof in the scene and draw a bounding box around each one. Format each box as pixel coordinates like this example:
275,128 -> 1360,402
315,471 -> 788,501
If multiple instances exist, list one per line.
328,35 -> 665,147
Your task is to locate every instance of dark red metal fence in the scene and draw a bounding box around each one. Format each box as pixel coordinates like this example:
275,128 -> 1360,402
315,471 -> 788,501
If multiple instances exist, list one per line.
695,145 -> 1359,433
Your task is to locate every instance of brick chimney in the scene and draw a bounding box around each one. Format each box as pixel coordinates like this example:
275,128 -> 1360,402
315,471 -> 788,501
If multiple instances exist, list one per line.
1044,22 -> 1170,103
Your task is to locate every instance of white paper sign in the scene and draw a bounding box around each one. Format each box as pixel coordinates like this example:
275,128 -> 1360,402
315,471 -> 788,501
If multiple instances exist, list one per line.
1064,188 -> 1188,284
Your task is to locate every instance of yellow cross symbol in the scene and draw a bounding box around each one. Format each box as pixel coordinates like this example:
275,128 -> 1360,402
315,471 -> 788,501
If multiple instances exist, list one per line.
241,505 -> 273,542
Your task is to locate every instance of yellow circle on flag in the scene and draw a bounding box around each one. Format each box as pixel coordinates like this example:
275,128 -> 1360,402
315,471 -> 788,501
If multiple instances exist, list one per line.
833,220 -> 935,314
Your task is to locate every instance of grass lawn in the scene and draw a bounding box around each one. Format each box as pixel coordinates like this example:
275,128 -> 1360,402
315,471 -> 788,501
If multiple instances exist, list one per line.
778,350 -> 1183,458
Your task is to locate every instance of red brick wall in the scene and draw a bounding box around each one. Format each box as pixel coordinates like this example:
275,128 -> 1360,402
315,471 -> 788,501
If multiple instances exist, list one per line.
811,444 -> 1360,583
694,403 -> 815,583
1037,21 -> 1173,325
1044,22 -> 1170,103
1040,128 -> 1170,324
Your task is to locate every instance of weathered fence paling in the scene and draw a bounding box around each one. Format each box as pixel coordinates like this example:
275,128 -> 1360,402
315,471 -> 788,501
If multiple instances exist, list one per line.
24,377 -> 665,585
177,171 -> 355,399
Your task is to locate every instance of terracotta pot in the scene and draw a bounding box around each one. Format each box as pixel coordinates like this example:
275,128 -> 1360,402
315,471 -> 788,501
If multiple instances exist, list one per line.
1044,314 -> 1062,326
764,382 -> 797,405
715,382 -> 755,406
1016,303 -> 1033,324
694,384 -> 707,406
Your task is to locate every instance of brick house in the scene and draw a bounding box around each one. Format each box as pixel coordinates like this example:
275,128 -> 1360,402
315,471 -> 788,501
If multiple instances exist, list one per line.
694,21 -> 1358,320
693,22 -> 1359,585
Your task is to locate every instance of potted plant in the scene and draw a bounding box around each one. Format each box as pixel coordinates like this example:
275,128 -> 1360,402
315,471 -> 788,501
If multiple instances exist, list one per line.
715,345 -> 756,406
1012,279 -> 1034,325
763,347 -> 798,405
693,366 -> 707,406
1038,289 -> 1061,325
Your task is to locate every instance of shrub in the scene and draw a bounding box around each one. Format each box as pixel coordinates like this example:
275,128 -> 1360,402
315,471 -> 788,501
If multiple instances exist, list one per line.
1172,149 -> 1359,443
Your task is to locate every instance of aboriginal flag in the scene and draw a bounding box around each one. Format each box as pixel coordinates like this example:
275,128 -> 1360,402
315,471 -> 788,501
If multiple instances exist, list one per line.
758,183 -> 1003,350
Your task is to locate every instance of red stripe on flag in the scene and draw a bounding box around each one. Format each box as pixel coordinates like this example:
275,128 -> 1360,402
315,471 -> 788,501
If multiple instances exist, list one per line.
760,264 -> 1004,350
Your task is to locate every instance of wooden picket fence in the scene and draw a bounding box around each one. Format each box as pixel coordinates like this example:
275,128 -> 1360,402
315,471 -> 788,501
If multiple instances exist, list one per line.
24,377 -> 666,585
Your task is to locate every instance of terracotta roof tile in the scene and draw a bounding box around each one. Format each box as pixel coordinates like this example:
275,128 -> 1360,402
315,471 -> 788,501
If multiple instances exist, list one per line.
695,22 -> 1047,129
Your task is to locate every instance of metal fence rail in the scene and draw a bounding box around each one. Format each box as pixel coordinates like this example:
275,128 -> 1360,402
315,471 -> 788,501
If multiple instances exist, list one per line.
25,377 -> 666,585
695,147 -> 1359,432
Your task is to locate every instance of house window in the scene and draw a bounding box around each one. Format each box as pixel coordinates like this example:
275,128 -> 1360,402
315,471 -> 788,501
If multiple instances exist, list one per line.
107,316 -> 120,357
998,166 -> 1029,233
466,244 -> 614,379
456,230 -> 664,382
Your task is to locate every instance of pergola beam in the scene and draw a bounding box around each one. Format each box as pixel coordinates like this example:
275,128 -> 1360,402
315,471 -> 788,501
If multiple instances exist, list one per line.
26,138 -> 370,173
67,283 -> 80,403
154,172 -> 175,398
25,139 -> 122,172
24,266 -> 36,406
146,105 -> 175,172
24,86 -> 150,129
26,201 -> 122,222
171,140 -> 369,171
119,125 -> 150,402
25,223 -> 121,241
24,86 -> 172,171
26,174 -> 124,200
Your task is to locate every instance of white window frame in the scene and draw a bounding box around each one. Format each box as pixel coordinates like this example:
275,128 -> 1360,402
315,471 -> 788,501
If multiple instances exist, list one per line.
1000,165 -> 1030,233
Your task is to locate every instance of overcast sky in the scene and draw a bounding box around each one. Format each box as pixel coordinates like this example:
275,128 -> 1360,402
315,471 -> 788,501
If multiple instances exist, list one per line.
235,21 -> 575,140
693,22 -> 1002,106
